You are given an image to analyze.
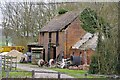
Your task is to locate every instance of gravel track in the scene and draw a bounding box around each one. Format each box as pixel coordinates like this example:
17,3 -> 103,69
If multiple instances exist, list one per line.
17,64 -> 74,78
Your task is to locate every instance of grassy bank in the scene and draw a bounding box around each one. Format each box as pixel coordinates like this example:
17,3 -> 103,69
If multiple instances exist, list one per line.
50,68 -> 106,78
2,68 -> 32,78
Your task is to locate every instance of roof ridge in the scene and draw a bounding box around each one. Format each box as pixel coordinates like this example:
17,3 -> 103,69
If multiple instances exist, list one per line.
40,11 -> 79,32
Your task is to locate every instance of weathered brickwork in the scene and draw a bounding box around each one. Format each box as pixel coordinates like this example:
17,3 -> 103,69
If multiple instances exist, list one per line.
70,49 -> 94,64
65,17 -> 86,58
38,15 -> 94,63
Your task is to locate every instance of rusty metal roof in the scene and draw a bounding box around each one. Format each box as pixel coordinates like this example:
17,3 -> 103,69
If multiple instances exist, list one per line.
40,11 -> 79,32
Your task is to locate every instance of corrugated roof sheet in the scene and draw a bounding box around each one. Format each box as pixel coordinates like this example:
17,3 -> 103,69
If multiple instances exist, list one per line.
72,33 -> 93,49
79,33 -> 98,50
72,33 -> 98,50
40,11 -> 79,32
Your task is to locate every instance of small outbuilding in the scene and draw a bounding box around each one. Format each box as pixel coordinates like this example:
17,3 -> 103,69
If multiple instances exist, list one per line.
71,33 -> 98,64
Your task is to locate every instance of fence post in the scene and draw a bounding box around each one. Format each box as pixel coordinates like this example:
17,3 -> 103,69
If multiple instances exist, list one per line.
4,55 -> 6,70
84,73 -> 88,78
15,57 -> 17,70
10,56 -> 12,71
6,70 -> 9,78
7,56 -> 8,69
32,70 -> 35,78
58,72 -> 60,79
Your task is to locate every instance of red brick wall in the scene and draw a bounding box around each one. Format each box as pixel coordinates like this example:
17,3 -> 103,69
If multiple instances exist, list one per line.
86,49 -> 94,64
49,32 -> 65,58
70,49 -> 94,65
44,33 -> 49,61
65,17 -> 86,58
51,32 -> 56,43
38,31 -> 65,60
56,32 -> 65,57
38,17 -> 86,60
38,32 -> 49,61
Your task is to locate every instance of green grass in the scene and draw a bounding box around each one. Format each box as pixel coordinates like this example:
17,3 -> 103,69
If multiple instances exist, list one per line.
2,68 -> 32,78
50,68 -> 106,78
18,62 -> 32,65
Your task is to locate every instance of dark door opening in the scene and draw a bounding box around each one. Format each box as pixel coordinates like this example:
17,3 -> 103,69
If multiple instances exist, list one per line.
53,47 -> 56,59
50,47 -> 56,59
43,49 -> 45,61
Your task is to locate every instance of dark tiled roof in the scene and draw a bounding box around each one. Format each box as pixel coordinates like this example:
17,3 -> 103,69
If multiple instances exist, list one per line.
40,11 -> 79,32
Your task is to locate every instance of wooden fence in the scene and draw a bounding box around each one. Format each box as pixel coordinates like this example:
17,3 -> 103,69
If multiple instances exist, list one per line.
3,70 -> 120,79
4,70 -> 62,79
2,55 -> 17,71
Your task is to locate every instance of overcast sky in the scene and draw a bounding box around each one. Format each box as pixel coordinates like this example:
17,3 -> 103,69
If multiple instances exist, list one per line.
0,0 -> 119,28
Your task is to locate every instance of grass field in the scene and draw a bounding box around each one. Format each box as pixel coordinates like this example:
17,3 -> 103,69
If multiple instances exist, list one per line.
2,68 -> 32,78
50,68 -> 106,78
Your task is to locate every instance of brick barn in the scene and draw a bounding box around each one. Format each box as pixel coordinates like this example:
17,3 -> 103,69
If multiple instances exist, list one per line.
38,11 -> 98,64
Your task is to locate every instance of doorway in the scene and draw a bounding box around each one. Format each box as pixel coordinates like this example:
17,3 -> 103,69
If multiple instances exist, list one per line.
50,47 -> 56,59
